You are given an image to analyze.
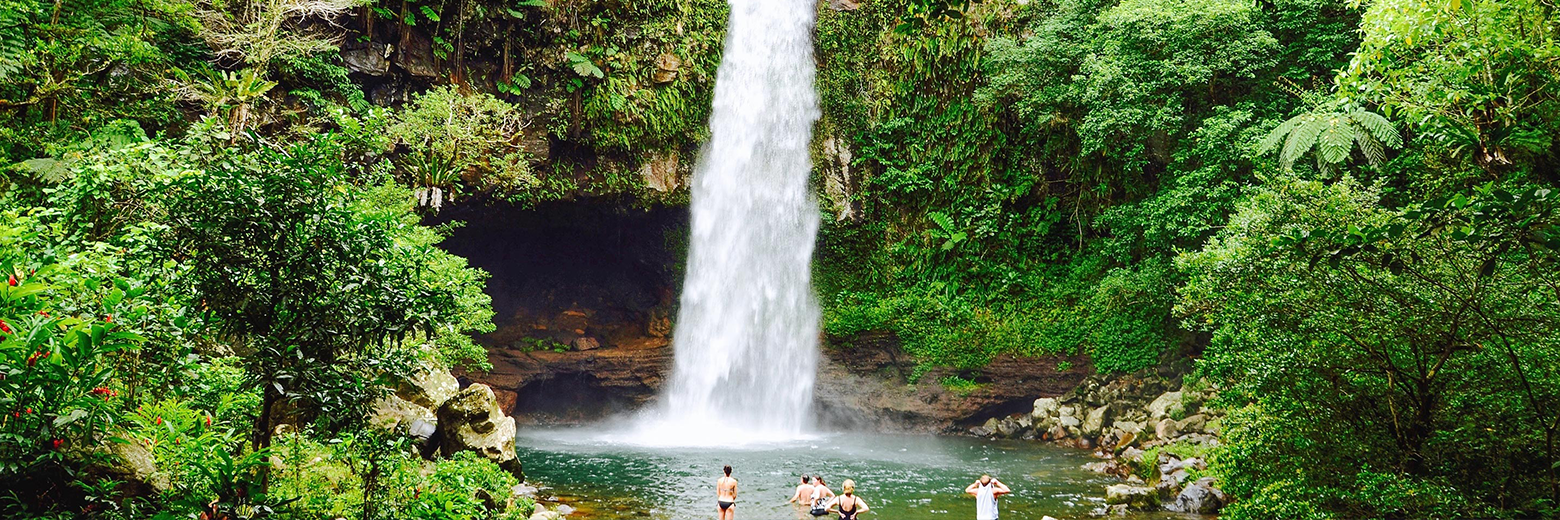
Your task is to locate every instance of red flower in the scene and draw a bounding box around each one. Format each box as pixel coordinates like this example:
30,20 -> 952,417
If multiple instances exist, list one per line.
154,417 -> 162,425
51,439 -> 62,450
6,274 -> 15,286
23,408 -> 30,414
204,416 -> 212,427
37,311 -> 48,317
103,315 -> 112,323
0,319 -> 10,334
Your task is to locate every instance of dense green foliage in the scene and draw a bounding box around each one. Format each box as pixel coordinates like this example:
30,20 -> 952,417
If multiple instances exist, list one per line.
0,119 -> 511,516
4,0 -> 1560,517
814,0 -> 1560,516
814,0 -> 1361,373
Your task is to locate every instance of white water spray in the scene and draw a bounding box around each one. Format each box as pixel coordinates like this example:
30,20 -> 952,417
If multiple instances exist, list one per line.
628,0 -> 821,445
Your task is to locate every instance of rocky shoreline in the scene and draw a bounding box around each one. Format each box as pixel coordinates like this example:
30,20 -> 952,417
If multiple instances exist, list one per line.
972,372 -> 1229,515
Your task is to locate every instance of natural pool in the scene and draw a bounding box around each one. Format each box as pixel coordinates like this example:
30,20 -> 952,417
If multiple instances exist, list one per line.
515,429 -> 1203,520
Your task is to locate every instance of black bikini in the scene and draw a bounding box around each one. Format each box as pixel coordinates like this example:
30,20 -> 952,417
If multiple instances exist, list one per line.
719,500 -> 735,511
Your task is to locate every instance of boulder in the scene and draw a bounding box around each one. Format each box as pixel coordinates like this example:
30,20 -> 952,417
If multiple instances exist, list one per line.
528,511 -> 561,520
1146,391 -> 1184,420
1104,484 -> 1159,510
1177,413 -> 1207,434
1082,405 -> 1113,437
995,417 -> 1022,438
1169,477 -> 1226,514
1059,415 -> 1081,428
829,0 -> 860,10
1112,431 -> 1137,452
1120,446 -> 1145,462
1154,418 -> 1179,440
1058,405 -> 1077,418
369,394 -> 436,432
393,30 -> 438,77
1031,397 -> 1059,419
437,384 -> 524,479
81,437 -> 168,496
341,43 -> 391,76
397,362 -> 460,410
1111,420 -> 1142,435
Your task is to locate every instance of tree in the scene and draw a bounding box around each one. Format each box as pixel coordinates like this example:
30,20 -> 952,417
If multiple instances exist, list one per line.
160,127 -> 492,462
1339,0 -> 1560,175
1179,176 -> 1560,518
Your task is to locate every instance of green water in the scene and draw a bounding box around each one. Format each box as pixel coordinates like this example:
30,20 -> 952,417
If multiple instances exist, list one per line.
515,429 -> 1203,520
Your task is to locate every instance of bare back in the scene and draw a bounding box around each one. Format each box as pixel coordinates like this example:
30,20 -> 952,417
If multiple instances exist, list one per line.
717,476 -> 739,502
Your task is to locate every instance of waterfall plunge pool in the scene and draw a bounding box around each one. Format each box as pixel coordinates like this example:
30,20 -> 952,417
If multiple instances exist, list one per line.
515,428 -> 1203,520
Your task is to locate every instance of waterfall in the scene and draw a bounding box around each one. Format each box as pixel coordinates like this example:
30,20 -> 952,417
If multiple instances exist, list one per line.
632,0 -> 821,444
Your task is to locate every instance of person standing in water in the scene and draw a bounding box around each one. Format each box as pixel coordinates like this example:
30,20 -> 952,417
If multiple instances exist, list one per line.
716,465 -> 738,520
808,475 -> 835,517
964,474 -> 1010,520
789,475 -> 814,505
827,479 -> 870,520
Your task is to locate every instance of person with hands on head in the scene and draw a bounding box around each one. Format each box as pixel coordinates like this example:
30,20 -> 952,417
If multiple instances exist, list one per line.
827,479 -> 869,520
964,474 -> 1011,520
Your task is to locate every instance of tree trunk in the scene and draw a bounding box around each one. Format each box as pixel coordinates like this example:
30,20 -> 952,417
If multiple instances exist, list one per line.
253,383 -> 279,492
397,0 -> 412,63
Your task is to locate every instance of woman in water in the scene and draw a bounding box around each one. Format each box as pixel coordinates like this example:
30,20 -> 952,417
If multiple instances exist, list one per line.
828,480 -> 870,520
808,475 -> 835,517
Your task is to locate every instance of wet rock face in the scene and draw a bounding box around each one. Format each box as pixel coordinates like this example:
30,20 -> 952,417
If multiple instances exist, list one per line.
341,43 -> 391,76
813,332 -> 1094,434
437,384 -> 524,479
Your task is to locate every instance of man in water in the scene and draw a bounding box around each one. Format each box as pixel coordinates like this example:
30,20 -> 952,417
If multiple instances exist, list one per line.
789,475 -> 814,505
717,465 -> 739,520
788,475 -> 814,519
964,474 -> 1011,520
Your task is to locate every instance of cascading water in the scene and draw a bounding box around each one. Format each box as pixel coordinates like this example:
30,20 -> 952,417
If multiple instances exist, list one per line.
629,0 -> 821,445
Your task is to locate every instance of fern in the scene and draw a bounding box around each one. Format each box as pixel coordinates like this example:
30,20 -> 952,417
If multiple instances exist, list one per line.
0,7 -> 27,80
1261,108 -> 1404,172
1317,116 -> 1353,164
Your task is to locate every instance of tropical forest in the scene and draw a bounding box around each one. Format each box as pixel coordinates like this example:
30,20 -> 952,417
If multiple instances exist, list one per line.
0,0 -> 1557,518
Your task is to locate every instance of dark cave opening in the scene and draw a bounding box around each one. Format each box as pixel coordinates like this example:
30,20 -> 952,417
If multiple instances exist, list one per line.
513,373 -> 637,423
430,199 -> 687,348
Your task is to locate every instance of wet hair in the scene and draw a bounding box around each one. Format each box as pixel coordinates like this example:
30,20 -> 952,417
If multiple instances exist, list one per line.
801,475 -> 811,484
724,465 -> 732,476
814,475 -> 825,485
979,474 -> 992,484
842,480 -> 856,494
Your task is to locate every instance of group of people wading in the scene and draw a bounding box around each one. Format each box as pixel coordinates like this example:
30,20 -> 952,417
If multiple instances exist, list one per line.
713,465 -> 1013,520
